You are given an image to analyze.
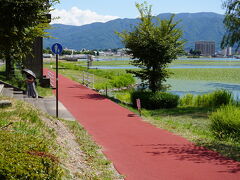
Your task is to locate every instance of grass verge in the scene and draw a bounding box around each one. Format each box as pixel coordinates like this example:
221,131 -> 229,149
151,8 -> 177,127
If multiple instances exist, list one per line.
0,96 -> 64,179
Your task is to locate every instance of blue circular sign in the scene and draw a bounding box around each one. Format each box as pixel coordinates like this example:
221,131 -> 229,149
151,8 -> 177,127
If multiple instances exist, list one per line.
51,43 -> 63,55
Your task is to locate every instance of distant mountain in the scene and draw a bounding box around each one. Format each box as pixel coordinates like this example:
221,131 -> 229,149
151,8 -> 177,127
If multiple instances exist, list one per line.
44,12 -> 225,51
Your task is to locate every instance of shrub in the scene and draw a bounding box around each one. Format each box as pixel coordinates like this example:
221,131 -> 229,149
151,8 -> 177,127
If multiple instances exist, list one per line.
0,131 -> 62,179
180,90 -> 233,108
131,91 -> 179,109
179,94 -> 194,107
210,105 -> 240,140
109,74 -> 135,88
94,81 -> 113,90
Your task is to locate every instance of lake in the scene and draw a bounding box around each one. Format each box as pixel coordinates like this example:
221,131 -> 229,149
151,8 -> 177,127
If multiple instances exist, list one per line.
167,79 -> 240,99
88,65 -> 240,69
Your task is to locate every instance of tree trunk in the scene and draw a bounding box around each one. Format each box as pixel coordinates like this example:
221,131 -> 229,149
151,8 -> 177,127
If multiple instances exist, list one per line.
5,53 -> 14,79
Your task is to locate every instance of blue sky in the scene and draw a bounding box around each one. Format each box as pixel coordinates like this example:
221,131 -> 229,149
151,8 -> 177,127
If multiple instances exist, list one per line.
52,0 -> 225,26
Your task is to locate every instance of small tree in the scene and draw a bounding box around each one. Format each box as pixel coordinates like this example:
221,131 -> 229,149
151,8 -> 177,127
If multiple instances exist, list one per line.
221,0 -> 240,49
117,2 -> 185,92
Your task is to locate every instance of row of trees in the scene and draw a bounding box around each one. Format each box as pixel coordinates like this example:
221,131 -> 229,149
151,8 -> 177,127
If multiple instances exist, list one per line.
43,48 -> 96,55
0,0 -> 58,78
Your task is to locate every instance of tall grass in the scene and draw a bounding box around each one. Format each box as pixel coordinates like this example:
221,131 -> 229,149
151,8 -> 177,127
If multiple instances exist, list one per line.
180,90 -> 233,108
210,105 -> 240,140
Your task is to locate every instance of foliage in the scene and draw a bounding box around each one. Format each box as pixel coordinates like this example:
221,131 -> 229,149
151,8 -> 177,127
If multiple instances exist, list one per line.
210,105 -> 240,140
0,98 -> 63,179
221,0 -> 240,49
179,90 -> 233,108
0,132 -> 61,179
43,47 -> 52,54
131,91 -> 179,109
109,74 -> 135,88
189,48 -> 201,56
0,0 -> 59,77
115,91 -> 132,104
117,2 -> 185,92
56,61 -> 136,90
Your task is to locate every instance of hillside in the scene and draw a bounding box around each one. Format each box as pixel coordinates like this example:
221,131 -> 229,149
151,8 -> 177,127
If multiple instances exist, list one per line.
44,12 -> 225,51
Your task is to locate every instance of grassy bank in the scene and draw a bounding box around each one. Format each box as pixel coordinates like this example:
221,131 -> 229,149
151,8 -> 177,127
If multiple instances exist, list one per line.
0,96 -> 63,179
0,95 -> 122,179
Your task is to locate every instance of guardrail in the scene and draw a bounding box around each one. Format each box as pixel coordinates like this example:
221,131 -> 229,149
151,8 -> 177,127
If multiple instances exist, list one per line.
47,71 -> 55,88
81,71 -> 94,89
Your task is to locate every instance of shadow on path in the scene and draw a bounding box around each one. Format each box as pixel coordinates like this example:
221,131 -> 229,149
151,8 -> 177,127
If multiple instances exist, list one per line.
136,143 -> 240,173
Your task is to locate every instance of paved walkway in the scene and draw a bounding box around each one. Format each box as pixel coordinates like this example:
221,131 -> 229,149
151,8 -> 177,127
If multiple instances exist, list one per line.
44,69 -> 240,180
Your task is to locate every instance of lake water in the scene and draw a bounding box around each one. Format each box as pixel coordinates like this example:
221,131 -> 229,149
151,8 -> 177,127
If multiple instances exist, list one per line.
167,79 -> 240,99
88,65 -> 240,69
85,59 -> 240,99
95,57 -> 240,61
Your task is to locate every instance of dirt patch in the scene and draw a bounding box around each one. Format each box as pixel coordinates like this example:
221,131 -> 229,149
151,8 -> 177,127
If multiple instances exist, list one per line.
41,116 -> 123,179
41,116 -> 88,179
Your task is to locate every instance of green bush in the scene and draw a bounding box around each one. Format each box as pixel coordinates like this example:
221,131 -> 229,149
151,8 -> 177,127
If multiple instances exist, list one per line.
0,131 -> 62,179
94,81 -> 113,90
210,105 -> 240,140
109,74 -> 135,88
131,91 -> 179,109
180,90 -> 233,108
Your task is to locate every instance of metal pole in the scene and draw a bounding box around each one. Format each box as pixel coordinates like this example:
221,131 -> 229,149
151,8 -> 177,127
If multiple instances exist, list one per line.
106,84 -> 108,96
56,54 -> 59,118
93,74 -> 94,89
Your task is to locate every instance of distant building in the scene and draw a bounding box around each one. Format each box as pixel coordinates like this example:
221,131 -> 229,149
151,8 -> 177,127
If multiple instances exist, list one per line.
221,47 -> 232,56
195,41 -> 216,56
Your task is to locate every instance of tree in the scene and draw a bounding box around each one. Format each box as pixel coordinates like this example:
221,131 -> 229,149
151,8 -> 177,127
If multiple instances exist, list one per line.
117,2 -> 185,92
0,0 -> 59,78
221,0 -> 240,50
189,49 -> 201,56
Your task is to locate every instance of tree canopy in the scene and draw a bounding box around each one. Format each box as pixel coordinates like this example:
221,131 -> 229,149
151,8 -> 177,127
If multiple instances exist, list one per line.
117,2 -> 185,92
0,0 -> 59,77
221,0 -> 240,50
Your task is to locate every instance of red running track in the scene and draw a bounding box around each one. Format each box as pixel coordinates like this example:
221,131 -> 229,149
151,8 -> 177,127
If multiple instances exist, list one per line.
44,69 -> 240,180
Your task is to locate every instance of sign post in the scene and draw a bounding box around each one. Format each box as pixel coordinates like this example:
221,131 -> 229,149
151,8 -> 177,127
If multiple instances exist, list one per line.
51,43 -> 63,118
136,98 -> 141,116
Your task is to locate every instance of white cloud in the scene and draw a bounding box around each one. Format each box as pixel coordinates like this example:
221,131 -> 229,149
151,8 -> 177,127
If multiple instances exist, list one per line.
51,7 -> 119,26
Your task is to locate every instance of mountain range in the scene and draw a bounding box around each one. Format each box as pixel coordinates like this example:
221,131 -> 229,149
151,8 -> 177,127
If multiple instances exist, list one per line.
44,12 -> 225,51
